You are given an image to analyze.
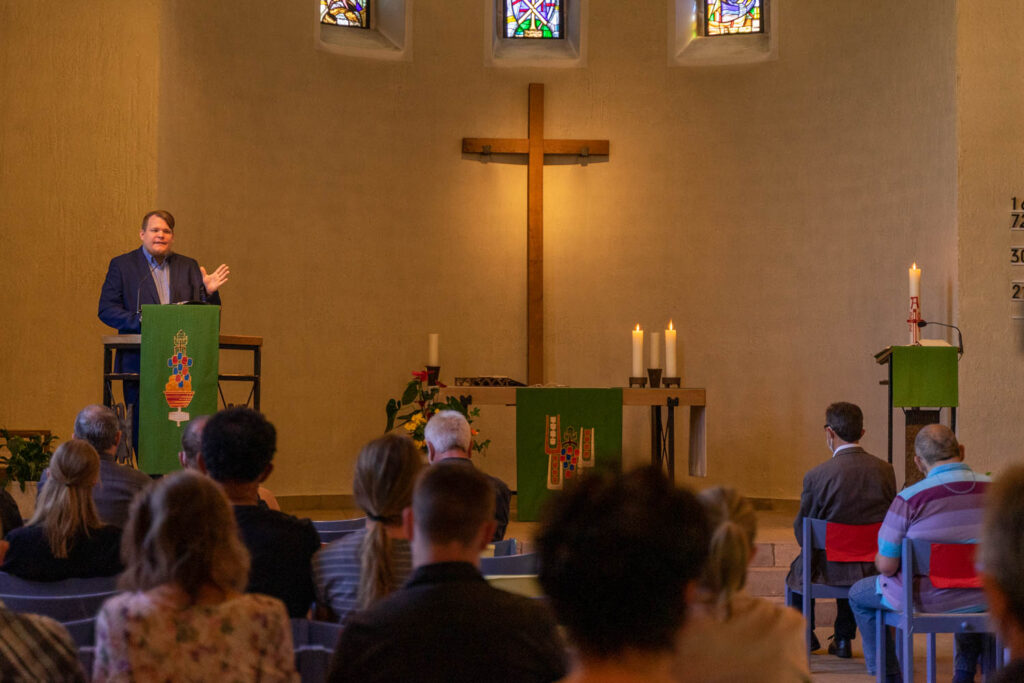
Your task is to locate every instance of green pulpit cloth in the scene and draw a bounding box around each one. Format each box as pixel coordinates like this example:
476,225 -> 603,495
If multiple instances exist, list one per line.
891,345 -> 958,407
140,305 -> 220,474
515,388 -> 623,521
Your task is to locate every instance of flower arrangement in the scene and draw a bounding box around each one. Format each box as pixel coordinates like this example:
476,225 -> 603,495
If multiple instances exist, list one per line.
385,371 -> 490,455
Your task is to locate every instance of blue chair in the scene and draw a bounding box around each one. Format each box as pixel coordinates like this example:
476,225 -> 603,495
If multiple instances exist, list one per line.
490,538 -> 517,557
291,618 -> 343,683
0,573 -> 117,596
0,591 -> 118,623
784,517 -> 880,656
63,617 -> 96,680
316,528 -> 362,544
312,518 -> 367,532
875,538 -> 1001,683
480,552 -> 538,576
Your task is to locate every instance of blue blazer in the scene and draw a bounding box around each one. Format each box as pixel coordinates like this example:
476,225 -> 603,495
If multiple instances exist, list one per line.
98,246 -> 220,372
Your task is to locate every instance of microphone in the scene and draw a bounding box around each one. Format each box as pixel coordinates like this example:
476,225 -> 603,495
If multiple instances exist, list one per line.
917,320 -> 964,355
135,262 -> 159,322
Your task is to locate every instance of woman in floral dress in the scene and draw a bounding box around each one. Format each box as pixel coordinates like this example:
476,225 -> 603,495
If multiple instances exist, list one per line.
93,470 -> 297,682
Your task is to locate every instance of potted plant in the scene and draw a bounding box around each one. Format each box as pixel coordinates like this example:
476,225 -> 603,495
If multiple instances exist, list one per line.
0,429 -> 57,518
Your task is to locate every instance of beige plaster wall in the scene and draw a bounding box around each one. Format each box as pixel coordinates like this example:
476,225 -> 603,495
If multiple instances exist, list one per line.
153,0 -> 957,498
2,1 -> 960,500
956,1 -> 1024,476
0,4 -> 160,436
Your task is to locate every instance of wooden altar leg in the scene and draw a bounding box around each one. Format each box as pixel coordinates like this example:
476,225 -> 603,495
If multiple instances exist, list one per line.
689,404 -> 707,477
666,398 -> 678,481
650,405 -> 663,469
904,408 -> 940,487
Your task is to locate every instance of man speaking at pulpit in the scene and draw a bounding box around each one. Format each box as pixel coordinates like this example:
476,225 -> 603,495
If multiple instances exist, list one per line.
98,209 -> 229,450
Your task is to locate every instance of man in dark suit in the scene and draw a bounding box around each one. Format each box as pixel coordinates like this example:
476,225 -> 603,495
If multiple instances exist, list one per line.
328,462 -> 566,683
98,209 -> 229,448
786,401 -> 896,658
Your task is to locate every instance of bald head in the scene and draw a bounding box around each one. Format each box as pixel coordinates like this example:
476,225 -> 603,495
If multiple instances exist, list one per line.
179,415 -> 210,469
73,404 -> 120,455
914,424 -> 963,466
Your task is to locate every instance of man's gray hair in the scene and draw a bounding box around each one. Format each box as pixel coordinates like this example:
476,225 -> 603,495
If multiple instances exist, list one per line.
424,411 -> 471,454
180,415 -> 210,468
73,404 -> 120,453
914,424 -> 960,465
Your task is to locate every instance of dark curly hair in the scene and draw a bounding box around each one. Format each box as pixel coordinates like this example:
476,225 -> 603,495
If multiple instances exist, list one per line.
200,407 -> 276,483
536,466 -> 710,658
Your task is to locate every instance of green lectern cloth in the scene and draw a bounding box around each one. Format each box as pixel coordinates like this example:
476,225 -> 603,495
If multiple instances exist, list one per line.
891,345 -> 958,408
515,388 -> 623,521
140,305 -> 220,474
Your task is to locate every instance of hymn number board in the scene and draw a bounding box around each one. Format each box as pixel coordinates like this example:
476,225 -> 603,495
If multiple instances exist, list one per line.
1011,198 -> 1024,303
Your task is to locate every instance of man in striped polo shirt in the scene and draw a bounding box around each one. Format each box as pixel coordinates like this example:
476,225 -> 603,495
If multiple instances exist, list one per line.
848,424 -> 990,683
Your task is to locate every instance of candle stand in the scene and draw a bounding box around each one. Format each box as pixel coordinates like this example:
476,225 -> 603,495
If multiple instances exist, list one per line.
647,368 -> 662,388
628,376 -> 648,388
907,296 -> 921,345
662,377 -> 681,388
426,366 -> 440,386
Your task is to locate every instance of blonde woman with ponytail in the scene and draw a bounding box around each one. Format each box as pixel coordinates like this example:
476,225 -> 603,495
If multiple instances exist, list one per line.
675,487 -> 810,683
312,434 -> 423,622
2,439 -> 123,581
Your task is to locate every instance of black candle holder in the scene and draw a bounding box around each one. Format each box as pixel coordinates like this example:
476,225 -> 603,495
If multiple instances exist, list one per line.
647,368 -> 662,388
628,376 -> 648,388
662,376 -> 681,388
426,366 -> 440,386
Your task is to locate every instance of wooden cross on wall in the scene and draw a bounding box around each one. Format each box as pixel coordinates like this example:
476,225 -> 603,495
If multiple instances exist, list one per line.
462,83 -> 610,385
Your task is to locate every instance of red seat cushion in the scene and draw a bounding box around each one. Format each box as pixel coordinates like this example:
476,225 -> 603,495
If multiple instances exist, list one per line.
825,522 -> 881,562
929,543 -> 982,589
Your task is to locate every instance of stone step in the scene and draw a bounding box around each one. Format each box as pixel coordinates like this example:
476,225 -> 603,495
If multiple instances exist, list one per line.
763,595 -> 837,626
746,566 -> 788,597
751,541 -> 799,568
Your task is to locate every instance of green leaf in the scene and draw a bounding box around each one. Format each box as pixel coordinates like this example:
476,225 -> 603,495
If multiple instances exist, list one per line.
385,399 -> 401,432
401,380 -> 420,406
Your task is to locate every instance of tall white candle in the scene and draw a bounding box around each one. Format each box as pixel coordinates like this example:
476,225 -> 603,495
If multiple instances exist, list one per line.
665,321 -> 677,378
909,263 -> 921,299
631,325 -> 643,377
650,331 -> 661,369
428,333 -> 439,366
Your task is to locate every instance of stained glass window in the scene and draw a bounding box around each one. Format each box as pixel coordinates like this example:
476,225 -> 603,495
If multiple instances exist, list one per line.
505,0 -> 563,40
705,0 -> 763,36
321,0 -> 370,29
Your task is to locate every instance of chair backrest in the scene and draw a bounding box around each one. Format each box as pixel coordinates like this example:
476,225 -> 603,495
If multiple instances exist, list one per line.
291,617 -> 343,649
905,539 -> 982,590
312,518 -> 367,532
479,552 -> 538,576
802,518 -> 881,560
0,572 -> 118,596
317,528 -> 362,544
0,591 -> 118,623
489,538 -> 517,557
61,617 -> 96,648
291,618 -> 343,683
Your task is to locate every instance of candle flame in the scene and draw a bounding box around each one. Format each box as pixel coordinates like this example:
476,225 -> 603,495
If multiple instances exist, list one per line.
912,262 -> 918,270
634,324 -> 641,332
668,320 -> 674,331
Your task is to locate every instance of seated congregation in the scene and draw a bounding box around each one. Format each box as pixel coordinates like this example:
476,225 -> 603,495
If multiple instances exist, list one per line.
0,401 -> 1018,682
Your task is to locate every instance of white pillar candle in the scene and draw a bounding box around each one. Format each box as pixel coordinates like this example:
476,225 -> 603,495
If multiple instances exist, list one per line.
428,333 -> 439,366
650,331 -> 661,369
909,263 -> 921,299
665,321 -> 677,378
631,325 -> 643,377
